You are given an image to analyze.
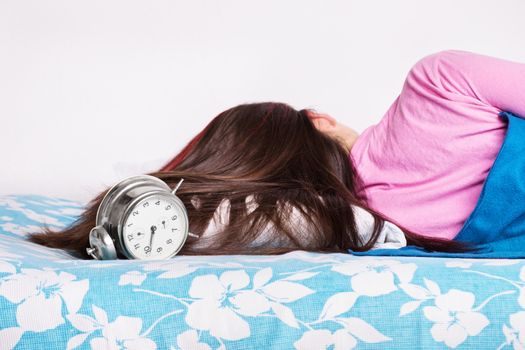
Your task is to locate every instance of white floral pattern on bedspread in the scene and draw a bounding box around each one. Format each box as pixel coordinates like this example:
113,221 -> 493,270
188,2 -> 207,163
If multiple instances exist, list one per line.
0,194 -> 524,349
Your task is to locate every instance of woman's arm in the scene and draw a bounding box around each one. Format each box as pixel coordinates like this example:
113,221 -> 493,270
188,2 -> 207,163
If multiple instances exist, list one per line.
349,50 -> 525,240
407,50 -> 525,118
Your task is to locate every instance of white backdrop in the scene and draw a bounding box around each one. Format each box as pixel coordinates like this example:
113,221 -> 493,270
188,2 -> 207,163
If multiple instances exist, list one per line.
2,0 -> 525,202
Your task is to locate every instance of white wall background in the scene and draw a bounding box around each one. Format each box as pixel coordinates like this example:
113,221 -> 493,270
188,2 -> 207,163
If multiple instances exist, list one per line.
2,0 -> 525,202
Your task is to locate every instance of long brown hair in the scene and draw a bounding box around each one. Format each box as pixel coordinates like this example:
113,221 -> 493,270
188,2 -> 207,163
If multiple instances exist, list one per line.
28,102 -> 477,258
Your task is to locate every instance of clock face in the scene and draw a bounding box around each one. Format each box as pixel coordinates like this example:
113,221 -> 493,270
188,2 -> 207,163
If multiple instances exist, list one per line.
122,194 -> 188,259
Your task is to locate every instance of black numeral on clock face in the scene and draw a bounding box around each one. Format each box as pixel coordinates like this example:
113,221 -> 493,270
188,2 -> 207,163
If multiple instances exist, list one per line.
155,201 -> 160,205
127,234 -> 133,241
143,202 -> 149,208
172,228 -> 178,232
132,210 -> 139,216
144,246 -> 151,253
165,205 -> 172,210
172,215 -> 177,220
166,239 -> 172,244
157,247 -> 163,253
134,243 -> 140,250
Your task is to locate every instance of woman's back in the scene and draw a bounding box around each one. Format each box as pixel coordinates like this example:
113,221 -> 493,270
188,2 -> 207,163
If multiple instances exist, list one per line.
350,50 -> 525,240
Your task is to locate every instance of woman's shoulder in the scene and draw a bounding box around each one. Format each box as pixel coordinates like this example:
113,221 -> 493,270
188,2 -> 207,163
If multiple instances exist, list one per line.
407,50 -> 474,80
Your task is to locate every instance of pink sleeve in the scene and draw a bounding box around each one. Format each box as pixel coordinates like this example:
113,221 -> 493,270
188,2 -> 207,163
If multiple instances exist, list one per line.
409,50 -> 525,118
350,50 -> 525,240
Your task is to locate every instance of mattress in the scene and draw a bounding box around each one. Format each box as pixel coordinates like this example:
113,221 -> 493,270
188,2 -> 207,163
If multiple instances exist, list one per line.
0,194 -> 523,349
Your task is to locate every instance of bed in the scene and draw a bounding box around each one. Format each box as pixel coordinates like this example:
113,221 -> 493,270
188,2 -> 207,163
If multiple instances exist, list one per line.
0,194 -> 523,349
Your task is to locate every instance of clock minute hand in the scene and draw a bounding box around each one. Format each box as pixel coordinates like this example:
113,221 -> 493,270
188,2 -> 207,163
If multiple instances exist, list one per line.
149,225 -> 157,252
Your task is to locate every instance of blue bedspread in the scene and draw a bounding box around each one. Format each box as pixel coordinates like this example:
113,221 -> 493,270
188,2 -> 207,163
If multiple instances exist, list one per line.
1,194 -> 525,349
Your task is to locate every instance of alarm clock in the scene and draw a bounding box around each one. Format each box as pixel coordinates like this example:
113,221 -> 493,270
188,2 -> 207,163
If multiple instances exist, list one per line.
86,174 -> 195,260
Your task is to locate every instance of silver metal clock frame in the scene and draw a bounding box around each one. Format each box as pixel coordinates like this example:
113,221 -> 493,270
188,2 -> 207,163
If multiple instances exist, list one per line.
86,175 -> 191,260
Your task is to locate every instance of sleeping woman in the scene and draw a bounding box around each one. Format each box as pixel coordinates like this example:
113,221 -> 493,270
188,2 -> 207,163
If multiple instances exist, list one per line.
28,49 -> 525,258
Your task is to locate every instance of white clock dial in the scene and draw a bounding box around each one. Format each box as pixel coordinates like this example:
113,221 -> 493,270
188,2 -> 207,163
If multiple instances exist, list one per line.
122,194 -> 187,259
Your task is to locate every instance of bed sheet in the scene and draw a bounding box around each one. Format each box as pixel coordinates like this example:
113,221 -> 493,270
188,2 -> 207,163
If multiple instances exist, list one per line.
0,194 -> 524,350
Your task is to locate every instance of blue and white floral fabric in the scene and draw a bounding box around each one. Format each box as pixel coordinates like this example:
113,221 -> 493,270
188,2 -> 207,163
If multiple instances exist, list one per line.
1,194 -> 525,350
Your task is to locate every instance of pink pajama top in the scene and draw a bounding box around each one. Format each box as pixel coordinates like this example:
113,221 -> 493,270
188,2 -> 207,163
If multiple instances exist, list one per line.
349,50 -> 525,240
